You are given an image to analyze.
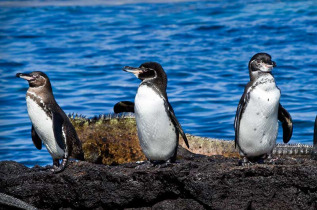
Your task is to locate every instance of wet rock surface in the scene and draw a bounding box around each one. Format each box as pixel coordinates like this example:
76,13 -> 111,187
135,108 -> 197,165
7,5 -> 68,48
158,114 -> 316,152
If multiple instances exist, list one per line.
1,148 -> 316,210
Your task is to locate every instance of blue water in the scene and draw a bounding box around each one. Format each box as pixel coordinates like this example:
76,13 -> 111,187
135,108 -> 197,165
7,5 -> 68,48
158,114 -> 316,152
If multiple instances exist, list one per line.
0,0 -> 316,167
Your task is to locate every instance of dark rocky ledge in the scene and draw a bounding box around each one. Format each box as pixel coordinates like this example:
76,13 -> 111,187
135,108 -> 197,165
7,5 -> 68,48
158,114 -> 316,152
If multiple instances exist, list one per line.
1,147 -> 317,210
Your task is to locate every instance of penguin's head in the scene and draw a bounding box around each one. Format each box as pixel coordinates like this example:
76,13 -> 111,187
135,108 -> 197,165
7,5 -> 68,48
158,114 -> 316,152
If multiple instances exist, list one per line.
123,62 -> 167,82
16,71 -> 51,89
248,53 -> 276,79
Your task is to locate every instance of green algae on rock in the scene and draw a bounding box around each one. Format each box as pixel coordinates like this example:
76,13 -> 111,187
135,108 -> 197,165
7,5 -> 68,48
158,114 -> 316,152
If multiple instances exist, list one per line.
181,134 -> 239,157
69,113 -> 146,165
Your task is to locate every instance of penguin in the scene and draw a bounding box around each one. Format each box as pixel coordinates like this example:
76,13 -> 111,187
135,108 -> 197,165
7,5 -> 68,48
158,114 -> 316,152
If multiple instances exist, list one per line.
312,115 -> 317,160
16,71 -> 84,173
234,53 -> 293,165
122,62 -> 189,164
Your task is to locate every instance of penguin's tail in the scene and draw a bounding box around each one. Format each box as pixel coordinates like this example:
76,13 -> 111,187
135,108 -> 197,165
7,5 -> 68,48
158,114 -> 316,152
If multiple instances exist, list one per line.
69,138 -> 85,161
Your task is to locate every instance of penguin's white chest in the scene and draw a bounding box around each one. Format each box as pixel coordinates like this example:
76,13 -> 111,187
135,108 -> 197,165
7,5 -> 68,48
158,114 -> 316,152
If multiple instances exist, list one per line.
134,85 -> 177,161
26,96 -> 64,159
239,77 -> 281,157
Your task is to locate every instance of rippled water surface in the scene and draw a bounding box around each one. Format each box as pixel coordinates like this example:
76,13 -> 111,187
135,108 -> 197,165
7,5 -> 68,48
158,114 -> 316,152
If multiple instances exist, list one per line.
0,0 -> 316,167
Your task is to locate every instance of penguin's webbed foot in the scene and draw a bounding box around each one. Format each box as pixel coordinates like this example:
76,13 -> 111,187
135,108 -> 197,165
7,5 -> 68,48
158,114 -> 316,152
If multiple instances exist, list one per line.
49,159 -> 60,171
51,165 -> 59,170
51,158 -> 68,174
151,159 -> 177,168
135,161 -> 153,169
238,157 -> 253,167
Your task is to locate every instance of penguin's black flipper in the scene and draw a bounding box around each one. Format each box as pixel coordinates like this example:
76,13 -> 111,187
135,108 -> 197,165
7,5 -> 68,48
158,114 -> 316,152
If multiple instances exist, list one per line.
164,100 -> 189,149
61,122 -> 82,160
234,83 -> 251,149
113,101 -> 135,113
51,111 -> 66,150
278,103 -> 293,143
31,125 -> 42,150
52,127 -> 69,174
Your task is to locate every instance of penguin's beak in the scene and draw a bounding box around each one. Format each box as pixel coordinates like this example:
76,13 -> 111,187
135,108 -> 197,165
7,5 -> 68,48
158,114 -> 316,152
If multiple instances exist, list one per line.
122,66 -> 144,78
16,73 -> 35,81
267,61 -> 276,68
259,60 -> 276,73
272,61 -> 276,67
